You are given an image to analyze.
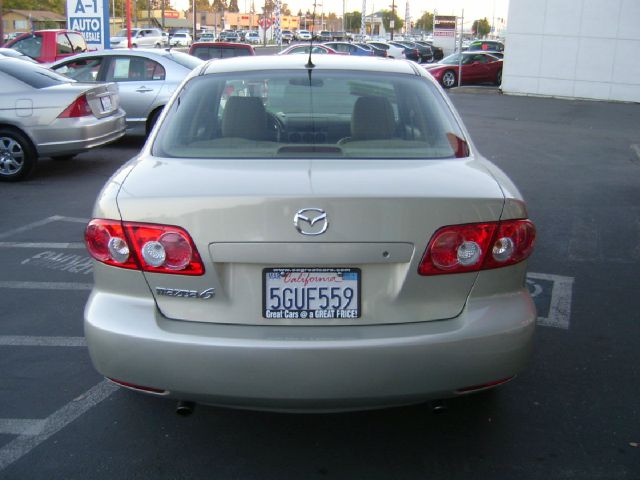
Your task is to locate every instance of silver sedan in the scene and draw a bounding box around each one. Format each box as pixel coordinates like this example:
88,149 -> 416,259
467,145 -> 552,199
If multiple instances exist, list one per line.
51,49 -> 203,136
84,55 -> 536,412
0,57 -> 125,181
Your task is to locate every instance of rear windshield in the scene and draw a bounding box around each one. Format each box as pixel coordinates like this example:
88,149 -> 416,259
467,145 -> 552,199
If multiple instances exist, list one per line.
0,58 -> 74,88
152,69 -> 468,159
191,46 -> 252,60
166,51 -> 204,70
9,34 -> 42,59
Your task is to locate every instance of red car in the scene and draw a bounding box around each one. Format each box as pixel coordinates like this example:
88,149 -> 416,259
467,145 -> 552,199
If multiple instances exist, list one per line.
4,30 -> 89,64
423,52 -> 503,89
188,42 -> 255,60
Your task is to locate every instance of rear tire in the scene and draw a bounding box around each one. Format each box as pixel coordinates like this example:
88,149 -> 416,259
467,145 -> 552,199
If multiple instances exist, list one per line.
0,127 -> 37,182
146,108 -> 163,136
496,69 -> 502,86
441,70 -> 457,89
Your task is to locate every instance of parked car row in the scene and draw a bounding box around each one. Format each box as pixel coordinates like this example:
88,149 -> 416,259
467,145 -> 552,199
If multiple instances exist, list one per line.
1,28 -> 505,182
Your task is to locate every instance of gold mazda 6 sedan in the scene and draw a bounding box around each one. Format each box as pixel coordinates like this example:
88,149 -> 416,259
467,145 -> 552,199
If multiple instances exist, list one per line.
84,55 -> 536,412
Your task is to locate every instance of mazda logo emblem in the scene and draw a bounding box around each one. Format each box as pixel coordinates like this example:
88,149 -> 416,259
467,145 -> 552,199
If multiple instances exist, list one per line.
293,208 -> 328,236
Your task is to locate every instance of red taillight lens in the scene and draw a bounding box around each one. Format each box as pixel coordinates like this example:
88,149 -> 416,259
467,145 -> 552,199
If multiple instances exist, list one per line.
58,95 -> 93,118
85,219 -> 205,275
418,219 -> 536,276
85,220 -> 138,269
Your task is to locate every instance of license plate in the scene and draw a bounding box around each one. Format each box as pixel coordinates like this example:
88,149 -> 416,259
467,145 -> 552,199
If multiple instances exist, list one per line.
100,96 -> 112,112
263,268 -> 361,319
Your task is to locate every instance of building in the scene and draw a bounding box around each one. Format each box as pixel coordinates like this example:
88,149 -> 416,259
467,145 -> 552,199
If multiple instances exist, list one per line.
502,0 -> 640,102
2,10 -> 66,36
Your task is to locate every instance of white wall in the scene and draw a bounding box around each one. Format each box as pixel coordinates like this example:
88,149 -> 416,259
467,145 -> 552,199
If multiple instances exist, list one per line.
502,0 -> 640,102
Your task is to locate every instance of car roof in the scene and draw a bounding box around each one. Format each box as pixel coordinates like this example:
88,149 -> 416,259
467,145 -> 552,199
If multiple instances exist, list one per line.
192,42 -> 251,48
50,48 -> 179,63
201,54 -> 421,76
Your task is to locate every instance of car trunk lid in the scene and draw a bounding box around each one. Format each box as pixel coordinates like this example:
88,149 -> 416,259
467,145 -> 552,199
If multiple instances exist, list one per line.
115,156 -> 505,326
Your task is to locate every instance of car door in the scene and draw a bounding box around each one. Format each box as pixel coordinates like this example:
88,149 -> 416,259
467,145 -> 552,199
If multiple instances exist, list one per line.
104,55 -> 165,128
464,54 -> 493,83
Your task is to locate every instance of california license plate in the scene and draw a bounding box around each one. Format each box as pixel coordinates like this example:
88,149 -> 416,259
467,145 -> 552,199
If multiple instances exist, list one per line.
263,268 -> 361,319
100,96 -> 112,112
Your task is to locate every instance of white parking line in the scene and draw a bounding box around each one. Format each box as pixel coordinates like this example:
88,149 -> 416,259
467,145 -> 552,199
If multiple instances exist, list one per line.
528,272 -> 574,330
0,336 -> 87,347
0,242 -> 85,249
0,281 -> 92,290
631,144 -> 640,163
0,380 -> 119,471
0,420 -> 46,436
0,215 -> 89,241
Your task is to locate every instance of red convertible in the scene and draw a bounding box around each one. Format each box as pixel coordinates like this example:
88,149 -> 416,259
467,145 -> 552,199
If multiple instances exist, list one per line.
423,52 -> 503,89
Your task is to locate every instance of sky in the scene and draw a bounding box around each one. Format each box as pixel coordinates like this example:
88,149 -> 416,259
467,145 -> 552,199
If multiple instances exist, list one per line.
173,0 -> 510,25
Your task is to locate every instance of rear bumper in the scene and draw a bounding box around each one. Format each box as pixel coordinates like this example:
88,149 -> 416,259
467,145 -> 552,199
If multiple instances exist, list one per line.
34,109 -> 126,156
85,288 -> 536,411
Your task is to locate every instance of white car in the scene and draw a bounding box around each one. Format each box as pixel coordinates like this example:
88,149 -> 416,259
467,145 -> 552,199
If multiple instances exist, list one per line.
245,31 -> 261,44
297,30 -> 312,41
367,41 -> 406,59
169,33 -> 192,47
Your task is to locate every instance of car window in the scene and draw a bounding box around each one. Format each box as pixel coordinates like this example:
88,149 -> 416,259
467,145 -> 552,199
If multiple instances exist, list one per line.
106,56 -> 166,81
153,70 -> 467,160
66,32 -> 88,53
11,35 -> 42,59
166,51 -> 204,69
0,58 -> 75,88
56,33 -> 73,55
53,57 -> 103,81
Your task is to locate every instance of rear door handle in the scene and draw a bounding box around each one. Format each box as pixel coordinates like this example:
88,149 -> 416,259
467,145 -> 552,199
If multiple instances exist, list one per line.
136,87 -> 154,93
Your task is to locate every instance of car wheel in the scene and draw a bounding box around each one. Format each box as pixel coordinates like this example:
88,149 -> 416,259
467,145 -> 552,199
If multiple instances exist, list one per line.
50,154 -> 76,161
132,43 -> 138,48
496,69 -> 502,86
0,128 -> 37,182
146,108 -> 163,136
155,42 -> 161,48
442,70 -> 457,89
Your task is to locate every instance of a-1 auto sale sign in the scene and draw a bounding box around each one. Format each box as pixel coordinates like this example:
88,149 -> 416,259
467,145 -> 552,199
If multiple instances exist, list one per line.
67,0 -> 110,49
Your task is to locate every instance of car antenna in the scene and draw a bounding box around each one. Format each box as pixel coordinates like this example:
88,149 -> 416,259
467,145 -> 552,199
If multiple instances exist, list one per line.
305,2 -> 317,69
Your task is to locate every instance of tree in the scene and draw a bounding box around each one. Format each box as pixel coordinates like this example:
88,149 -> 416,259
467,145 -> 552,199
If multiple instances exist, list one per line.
5,0 -> 65,14
228,0 -> 239,13
472,17 -> 491,37
415,12 -> 433,32
381,9 -> 403,33
344,11 -> 361,32
186,0 -> 215,14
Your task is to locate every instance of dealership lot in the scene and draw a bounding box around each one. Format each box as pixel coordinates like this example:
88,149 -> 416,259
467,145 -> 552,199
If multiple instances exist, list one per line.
0,94 -> 638,478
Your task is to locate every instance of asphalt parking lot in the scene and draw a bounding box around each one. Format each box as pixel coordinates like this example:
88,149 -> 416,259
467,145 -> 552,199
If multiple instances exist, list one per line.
1,91 -> 639,478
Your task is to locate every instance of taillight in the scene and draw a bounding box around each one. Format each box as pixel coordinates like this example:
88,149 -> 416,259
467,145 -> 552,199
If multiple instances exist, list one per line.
418,219 -> 535,275
85,219 -> 205,275
58,94 -> 93,118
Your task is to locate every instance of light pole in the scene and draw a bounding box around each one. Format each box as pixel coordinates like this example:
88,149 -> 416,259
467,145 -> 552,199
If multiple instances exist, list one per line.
390,0 -> 395,40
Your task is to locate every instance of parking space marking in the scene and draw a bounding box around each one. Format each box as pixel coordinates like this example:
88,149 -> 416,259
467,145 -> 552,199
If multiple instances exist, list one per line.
528,272 -> 574,330
0,420 -> 46,436
631,144 -> 640,163
0,336 -> 87,347
0,281 -> 92,290
0,380 -> 119,472
0,242 -> 85,249
0,215 -> 89,241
